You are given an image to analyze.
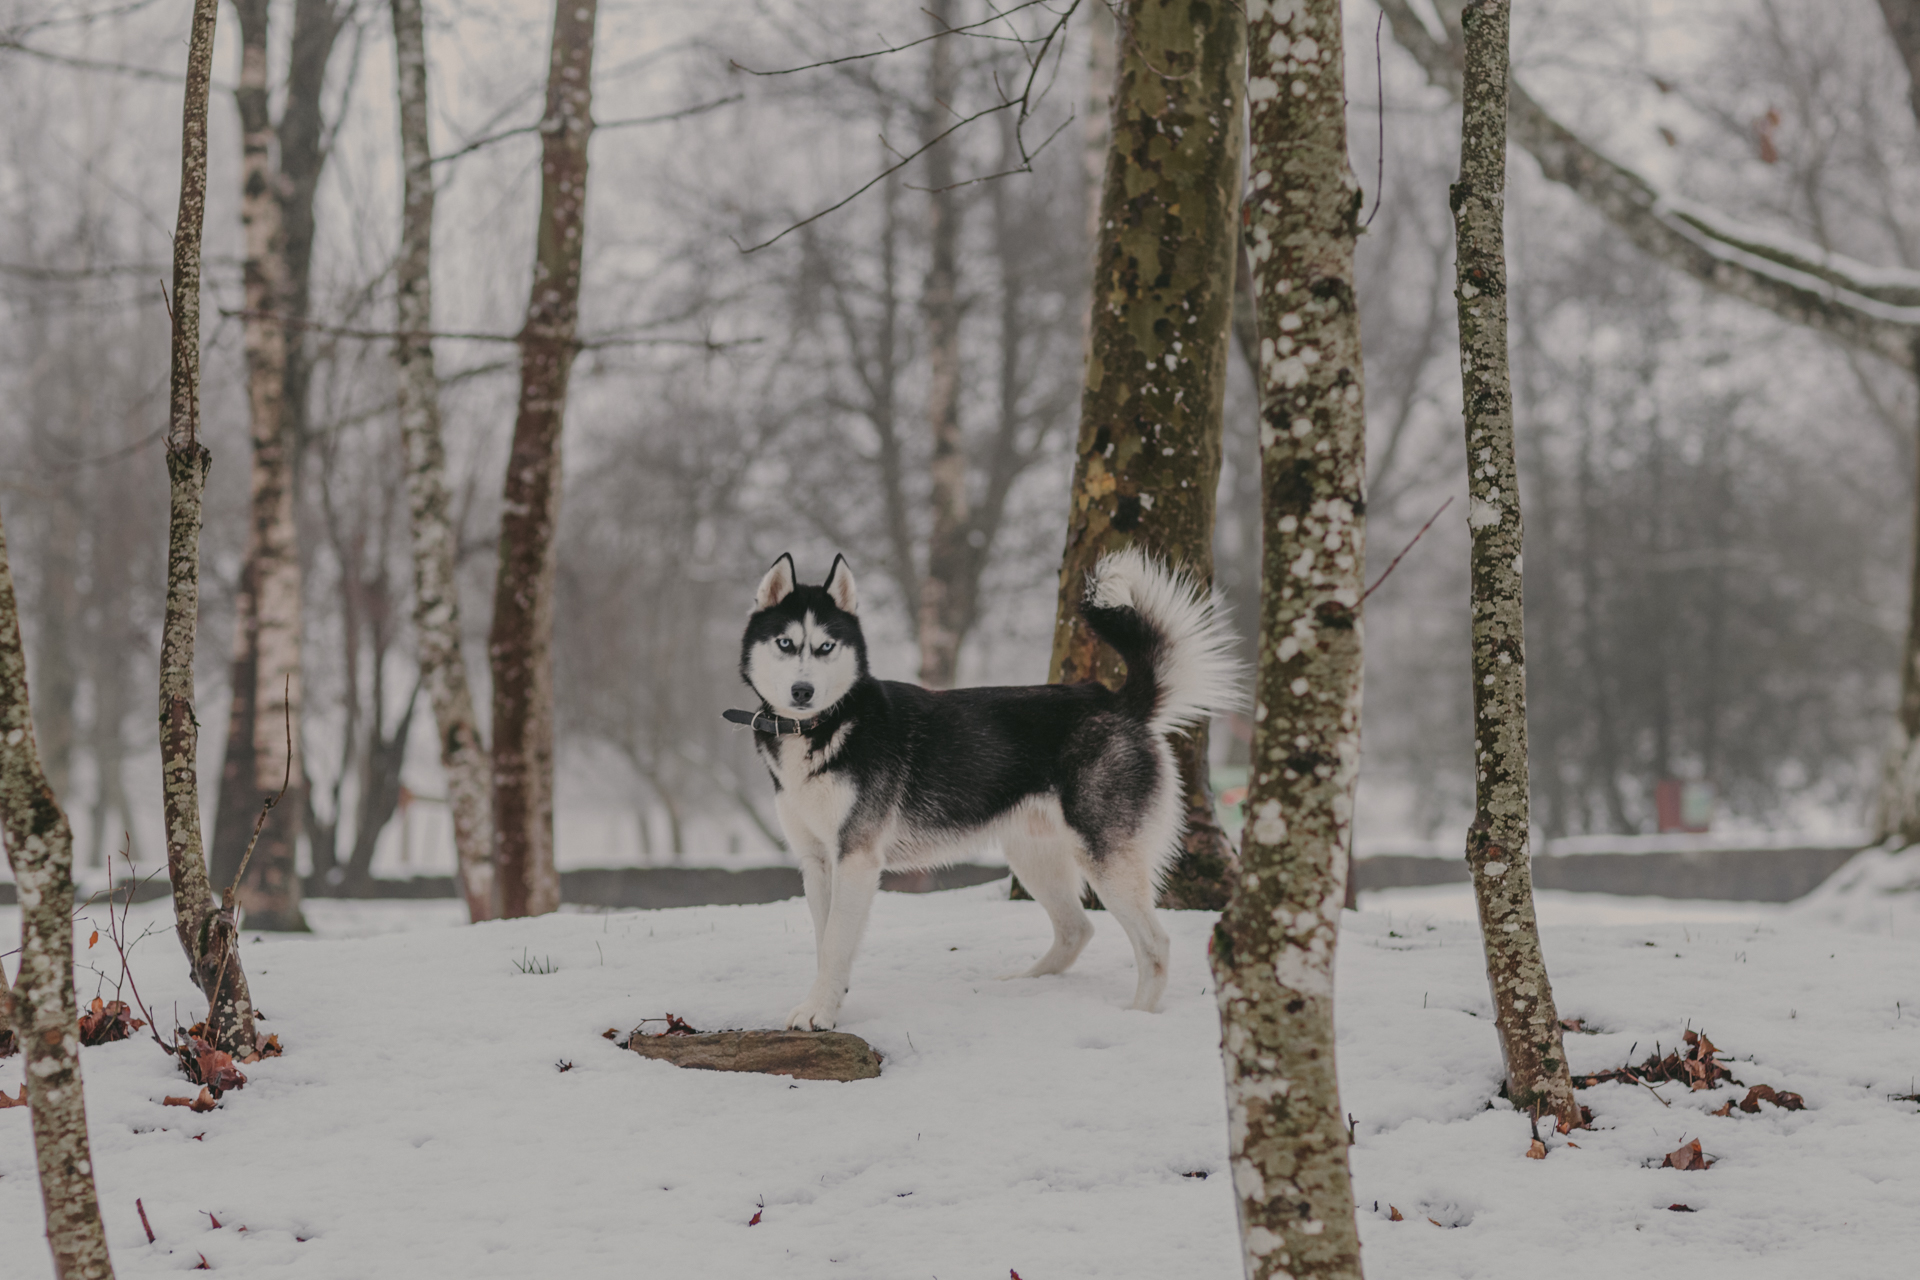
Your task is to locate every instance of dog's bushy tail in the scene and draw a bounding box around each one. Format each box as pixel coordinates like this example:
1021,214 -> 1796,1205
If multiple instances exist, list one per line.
1080,548 -> 1244,737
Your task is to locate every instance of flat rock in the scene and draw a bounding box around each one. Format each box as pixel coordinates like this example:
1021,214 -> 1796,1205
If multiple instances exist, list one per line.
624,1029 -> 882,1081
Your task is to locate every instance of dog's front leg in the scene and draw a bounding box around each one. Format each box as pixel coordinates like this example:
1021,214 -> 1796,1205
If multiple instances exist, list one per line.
793,838 -> 834,951
785,842 -> 883,1031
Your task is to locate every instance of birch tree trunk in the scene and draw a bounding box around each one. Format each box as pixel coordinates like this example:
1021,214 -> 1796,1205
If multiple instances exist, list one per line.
2,511 -> 114,1280
1212,1 -> 1365,1275
1047,0 -> 1244,909
491,0 -> 596,918
1450,0 -> 1580,1130
916,0 -> 967,690
211,0 -> 307,931
164,0 -> 259,1061
391,0 -> 494,921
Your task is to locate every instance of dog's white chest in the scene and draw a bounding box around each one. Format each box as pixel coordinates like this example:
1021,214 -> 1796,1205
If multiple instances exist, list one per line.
768,733 -> 855,847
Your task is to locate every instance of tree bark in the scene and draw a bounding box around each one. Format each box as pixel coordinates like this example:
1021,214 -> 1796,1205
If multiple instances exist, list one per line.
1212,2 -> 1366,1276
1047,0 -> 1245,910
391,0 -> 495,921
1,515 -> 115,1280
491,0 -> 596,919
1449,0 -> 1580,1129
164,0 -> 258,1062
916,0 -> 967,690
1869,4 -> 1920,845
211,0 -> 309,931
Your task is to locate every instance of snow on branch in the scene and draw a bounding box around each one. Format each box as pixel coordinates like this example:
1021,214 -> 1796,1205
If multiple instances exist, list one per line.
1378,0 -> 1920,370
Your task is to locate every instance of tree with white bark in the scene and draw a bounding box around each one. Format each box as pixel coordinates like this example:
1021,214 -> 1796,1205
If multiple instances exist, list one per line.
1212,1 -> 1368,1276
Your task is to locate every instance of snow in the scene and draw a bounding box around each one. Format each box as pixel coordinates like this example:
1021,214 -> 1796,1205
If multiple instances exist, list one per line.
4,876 -> 1918,1277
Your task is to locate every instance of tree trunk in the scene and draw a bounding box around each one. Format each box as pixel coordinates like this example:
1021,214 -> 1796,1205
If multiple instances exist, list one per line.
212,0 -> 308,931
1212,1 -> 1366,1276
391,0 -> 494,920
164,0 -> 258,1062
1450,0 -> 1580,1128
1047,0 -> 1244,910
1,510 -> 115,1280
916,0 -> 967,689
491,0 -> 596,919
1870,4 -> 1920,845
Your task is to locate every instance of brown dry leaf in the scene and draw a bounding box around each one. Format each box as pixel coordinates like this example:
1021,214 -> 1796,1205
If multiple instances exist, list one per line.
163,1095 -> 196,1108
88,930 -> 99,949
256,1034 -> 282,1058
1710,1101 -> 1734,1117
1526,1139 -> 1548,1160
1427,1217 -> 1443,1228
1668,1203 -> 1696,1212
1739,1084 -> 1805,1113
1661,1138 -> 1713,1171
1388,1206 -> 1404,1222
78,997 -> 147,1046
0,1084 -> 27,1109
1565,1141 -> 1582,1149
183,1038 -> 248,1095
189,1088 -> 217,1113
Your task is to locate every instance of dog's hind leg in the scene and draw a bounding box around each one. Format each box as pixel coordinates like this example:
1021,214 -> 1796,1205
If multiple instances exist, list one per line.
1083,849 -> 1172,1012
1003,833 -> 1095,978
785,840 -> 884,1031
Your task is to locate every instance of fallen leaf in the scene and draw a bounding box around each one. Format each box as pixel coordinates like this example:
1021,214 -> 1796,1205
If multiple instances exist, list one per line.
601,1028 -> 619,1040
181,1038 -> 247,1096
1526,1139 -> 1547,1160
1661,1138 -> 1713,1171
193,1252 -> 210,1269
1565,1141 -> 1582,1148
162,1095 -> 195,1108
204,1211 -> 223,1229
747,1210 -> 762,1226
78,997 -> 146,1046
0,1084 -> 27,1109
1668,1203 -> 1695,1212
1710,1101 -> 1733,1117
1388,1205 -> 1404,1221
1739,1084 -> 1805,1113
1427,1217 -> 1443,1227
556,1059 -> 575,1073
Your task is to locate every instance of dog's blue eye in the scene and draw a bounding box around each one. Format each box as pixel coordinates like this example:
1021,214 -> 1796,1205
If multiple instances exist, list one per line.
816,642 -> 835,656
776,638 -> 795,653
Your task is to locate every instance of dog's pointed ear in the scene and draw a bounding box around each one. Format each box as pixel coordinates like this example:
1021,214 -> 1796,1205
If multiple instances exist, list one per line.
755,554 -> 797,611
823,554 -> 858,615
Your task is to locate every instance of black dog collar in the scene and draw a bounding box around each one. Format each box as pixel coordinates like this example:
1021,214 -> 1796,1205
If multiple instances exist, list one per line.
723,707 -> 824,737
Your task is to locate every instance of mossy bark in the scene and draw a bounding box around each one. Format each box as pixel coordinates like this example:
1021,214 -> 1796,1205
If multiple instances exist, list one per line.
491,0 -> 595,918
163,0 -> 259,1061
1450,0 -> 1579,1129
2,502 -> 115,1280
1047,0 -> 1245,910
391,0 -> 495,921
1212,3 -> 1366,1276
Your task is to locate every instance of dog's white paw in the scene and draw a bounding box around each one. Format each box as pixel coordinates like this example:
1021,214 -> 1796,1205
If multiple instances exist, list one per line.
785,997 -> 839,1031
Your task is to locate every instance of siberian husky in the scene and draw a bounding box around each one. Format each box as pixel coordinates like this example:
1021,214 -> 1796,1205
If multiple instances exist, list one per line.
729,549 -> 1240,1031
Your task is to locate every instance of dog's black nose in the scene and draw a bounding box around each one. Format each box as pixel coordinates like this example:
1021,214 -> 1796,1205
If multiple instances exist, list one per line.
791,682 -> 814,706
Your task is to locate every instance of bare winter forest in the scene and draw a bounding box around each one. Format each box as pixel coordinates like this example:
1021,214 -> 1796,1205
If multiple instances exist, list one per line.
8,2 -> 1920,1277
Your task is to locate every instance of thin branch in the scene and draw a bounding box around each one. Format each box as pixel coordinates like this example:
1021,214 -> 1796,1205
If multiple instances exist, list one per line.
215,308 -> 759,350
431,92 -> 744,166
729,0 -> 1056,77
1361,496 -> 1452,603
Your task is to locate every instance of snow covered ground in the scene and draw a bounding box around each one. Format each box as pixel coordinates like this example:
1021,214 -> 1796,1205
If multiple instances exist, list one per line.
4,869 -> 1918,1278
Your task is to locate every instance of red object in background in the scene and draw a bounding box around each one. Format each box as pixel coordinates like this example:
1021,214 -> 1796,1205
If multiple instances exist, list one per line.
1655,779 -> 1714,833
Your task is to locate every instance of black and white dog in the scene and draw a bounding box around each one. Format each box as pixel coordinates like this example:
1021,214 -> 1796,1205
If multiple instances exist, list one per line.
732,550 -> 1240,1030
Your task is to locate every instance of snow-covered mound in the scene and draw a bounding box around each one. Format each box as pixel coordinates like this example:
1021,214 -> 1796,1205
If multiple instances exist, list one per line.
1792,843 -> 1920,931
4,886 -> 1917,1277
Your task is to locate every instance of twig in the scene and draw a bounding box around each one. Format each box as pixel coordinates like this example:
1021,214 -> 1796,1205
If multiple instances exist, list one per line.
1360,496 -> 1452,602
729,0 -> 1055,77
1364,11 -> 1386,228
430,92 -> 743,166
136,1197 -> 155,1243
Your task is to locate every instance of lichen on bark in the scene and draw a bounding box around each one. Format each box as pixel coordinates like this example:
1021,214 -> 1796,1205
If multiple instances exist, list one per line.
162,0 -> 259,1061
1046,0 -> 1246,910
1211,2 -> 1366,1276
1449,0 -> 1580,1129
